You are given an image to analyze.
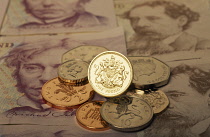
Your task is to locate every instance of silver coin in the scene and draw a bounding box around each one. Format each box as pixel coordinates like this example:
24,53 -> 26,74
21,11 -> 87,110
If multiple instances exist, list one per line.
128,57 -> 170,88
100,95 -> 153,131
127,90 -> 169,114
62,45 -> 108,63
58,60 -> 89,84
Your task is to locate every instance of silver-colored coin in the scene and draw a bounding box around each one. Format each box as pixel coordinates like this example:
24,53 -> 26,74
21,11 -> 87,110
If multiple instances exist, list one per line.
128,57 -> 170,88
100,95 -> 153,131
62,45 -> 108,63
127,90 -> 169,114
58,60 -> 89,84
88,51 -> 133,97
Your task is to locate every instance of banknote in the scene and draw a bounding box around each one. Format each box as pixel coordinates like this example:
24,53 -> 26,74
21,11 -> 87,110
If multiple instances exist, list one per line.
0,27 -> 127,125
1,60 -> 210,137
114,0 -> 210,62
0,125 -> 139,137
0,0 -> 9,29
0,0 -> 117,35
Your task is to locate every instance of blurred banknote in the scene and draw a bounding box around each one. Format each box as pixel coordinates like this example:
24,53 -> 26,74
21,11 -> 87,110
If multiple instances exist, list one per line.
0,0 -> 9,29
114,0 -> 210,62
0,27 -> 127,125
0,0 -> 117,35
0,125 -> 139,137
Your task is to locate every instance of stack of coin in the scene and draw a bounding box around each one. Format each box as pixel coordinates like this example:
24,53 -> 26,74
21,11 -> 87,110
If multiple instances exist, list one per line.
41,45 -> 108,110
41,46 -> 171,132
41,45 -> 111,131
85,52 -> 171,131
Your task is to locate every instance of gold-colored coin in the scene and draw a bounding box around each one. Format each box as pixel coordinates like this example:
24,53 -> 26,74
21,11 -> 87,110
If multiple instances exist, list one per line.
42,77 -> 94,109
62,45 -> 108,63
76,101 -> 110,131
127,90 -> 169,114
88,51 -> 133,97
128,57 -> 170,88
58,60 -> 89,84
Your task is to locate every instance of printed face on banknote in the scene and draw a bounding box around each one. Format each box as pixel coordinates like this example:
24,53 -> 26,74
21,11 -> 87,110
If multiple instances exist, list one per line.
23,0 -> 81,20
128,6 -> 183,39
18,47 -> 66,103
162,74 -> 210,122
143,70 -> 210,137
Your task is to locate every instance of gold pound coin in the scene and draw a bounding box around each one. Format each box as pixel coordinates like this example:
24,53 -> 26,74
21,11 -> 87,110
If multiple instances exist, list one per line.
62,45 -> 108,63
58,60 -> 89,84
76,101 -> 110,131
128,57 -> 170,89
88,51 -> 133,97
127,90 -> 169,114
42,77 -> 94,109
100,95 -> 153,132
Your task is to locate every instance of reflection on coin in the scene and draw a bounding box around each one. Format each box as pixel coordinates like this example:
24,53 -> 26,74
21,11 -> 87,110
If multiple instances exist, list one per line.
128,57 -> 170,88
127,90 -> 169,114
58,60 -> 89,84
88,51 -> 133,97
62,45 -> 108,63
76,101 -> 110,131
100,95 -> 153,131
42,77 -> 94,109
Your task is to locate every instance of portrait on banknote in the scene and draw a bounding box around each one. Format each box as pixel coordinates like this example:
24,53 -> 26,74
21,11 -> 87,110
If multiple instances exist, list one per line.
0,28 -> 138,136
141,63 -> 210,137
115,0 -> 210,58
0,0 -> 117,35
0,28 -> 127,124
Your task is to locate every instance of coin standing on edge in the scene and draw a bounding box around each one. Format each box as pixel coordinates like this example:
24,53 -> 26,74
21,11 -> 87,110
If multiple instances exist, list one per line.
62,45 -> 108,63
127,89 -> 169,114
58,60 -> 89,84
88,51 -> 133,97
76,101 -> 110,131
100,95 -> 153,132
128,57 -> 170,88
42,77 -> 94,109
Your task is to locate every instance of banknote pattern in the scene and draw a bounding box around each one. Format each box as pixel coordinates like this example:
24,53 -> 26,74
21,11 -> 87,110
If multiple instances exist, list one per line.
0,0 -> 210,137
0,0 -> 117,35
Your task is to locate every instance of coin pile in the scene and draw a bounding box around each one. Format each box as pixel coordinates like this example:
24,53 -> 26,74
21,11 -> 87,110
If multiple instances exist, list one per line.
41,45 -> 171,132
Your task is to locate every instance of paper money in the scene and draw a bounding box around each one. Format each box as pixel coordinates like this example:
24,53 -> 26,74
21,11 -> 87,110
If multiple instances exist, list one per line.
0,125 -> 139,137
0,0 -> 117,35
0,0 -> 9,29
114,0 -> 210,62
0,27 -> 127,125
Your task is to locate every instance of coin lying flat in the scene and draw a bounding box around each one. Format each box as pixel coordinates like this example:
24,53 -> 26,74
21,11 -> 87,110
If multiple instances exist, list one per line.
100,95 -> 153,132
128,57 -> 170,88
88,51 -> 133,97
76,101 -> 110,131
127,90 -> 169,114
42,77 -> 94,109
62,45 -> 108,63
58,60 -> 89,84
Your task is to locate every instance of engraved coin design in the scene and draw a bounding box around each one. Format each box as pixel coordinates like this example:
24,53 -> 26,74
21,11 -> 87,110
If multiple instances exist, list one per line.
128,57 -> 170,88
88,51 -> 133,97
100,95 -> 153,131
127,90 -> 169,114
42,78 -> 94,109
58,60 -> 89,84
62,45 -> 108,63
76,101 -> 110,131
